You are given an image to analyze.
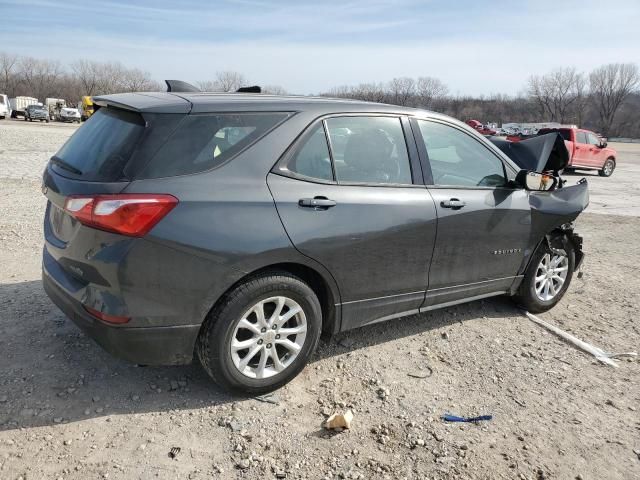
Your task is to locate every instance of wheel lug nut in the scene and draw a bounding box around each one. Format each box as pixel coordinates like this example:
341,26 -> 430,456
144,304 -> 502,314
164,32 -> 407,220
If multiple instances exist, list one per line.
266,343 -> 272,348
275,334 -> 280,339
272,324 -> 277,330
260,327 -> 266,333
257,339 -> 263,345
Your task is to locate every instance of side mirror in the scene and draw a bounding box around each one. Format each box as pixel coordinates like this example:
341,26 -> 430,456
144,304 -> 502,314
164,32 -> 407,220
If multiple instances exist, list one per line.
599,140 -> 607,148
516,170 -> 556,191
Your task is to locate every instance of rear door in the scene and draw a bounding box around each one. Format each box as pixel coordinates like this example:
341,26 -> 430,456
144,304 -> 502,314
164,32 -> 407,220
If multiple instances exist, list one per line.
413,118 -> 531,307
268,115 -> 437,330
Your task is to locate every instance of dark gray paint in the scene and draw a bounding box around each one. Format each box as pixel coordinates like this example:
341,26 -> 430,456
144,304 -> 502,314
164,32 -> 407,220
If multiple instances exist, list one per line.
42,92 -> 589,366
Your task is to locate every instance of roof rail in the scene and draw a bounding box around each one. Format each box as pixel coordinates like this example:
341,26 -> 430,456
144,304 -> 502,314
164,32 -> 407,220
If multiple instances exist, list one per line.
165,80 -> 200,93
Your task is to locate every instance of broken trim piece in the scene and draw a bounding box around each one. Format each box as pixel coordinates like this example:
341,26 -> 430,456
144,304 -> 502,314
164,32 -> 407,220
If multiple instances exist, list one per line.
525,312 -> 631,368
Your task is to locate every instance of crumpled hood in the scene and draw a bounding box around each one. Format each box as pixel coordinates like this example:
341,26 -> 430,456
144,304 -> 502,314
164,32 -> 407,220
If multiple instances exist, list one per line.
490,133 -> 569,173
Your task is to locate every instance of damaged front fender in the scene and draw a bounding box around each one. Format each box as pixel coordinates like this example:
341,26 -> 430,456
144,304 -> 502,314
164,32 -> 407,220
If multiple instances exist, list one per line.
519,179 -> 589,276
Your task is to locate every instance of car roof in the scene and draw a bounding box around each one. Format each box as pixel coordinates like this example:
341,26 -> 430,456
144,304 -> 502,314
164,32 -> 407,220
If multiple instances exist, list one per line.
92,91 -> 423,116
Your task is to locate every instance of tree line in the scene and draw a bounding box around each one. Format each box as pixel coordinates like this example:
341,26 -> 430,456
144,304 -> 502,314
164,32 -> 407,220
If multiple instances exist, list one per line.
1,51 -> 638,137
323,64 -> 639,138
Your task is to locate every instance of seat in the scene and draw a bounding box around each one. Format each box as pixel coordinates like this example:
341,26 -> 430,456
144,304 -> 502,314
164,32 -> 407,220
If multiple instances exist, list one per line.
340,129 -> 397,183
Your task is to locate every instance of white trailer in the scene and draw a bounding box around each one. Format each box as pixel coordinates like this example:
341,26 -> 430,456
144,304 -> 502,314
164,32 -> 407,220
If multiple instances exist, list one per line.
0,94 -> 9,119
9,96 -> 39,118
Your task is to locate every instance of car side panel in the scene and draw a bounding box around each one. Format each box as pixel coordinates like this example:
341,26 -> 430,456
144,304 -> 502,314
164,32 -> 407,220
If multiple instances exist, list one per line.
267,173 -> 437,330
424,187 -> 531,305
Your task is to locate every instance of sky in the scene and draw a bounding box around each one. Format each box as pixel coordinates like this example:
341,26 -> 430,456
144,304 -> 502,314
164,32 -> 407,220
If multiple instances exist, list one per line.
1,0 -> 639,96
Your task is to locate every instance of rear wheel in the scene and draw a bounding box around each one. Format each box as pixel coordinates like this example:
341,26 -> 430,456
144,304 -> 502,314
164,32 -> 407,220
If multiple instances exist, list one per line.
197,272 -> 322,394
513,240 -> 575,313
599,158 -> 615,177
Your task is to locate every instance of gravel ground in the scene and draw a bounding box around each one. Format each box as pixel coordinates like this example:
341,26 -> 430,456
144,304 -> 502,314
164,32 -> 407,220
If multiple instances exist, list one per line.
0,120 -> 639,479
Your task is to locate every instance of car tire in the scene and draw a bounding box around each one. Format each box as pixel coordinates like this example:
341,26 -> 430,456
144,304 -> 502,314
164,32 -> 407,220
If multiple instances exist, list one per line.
512,240 -> 575,313
598,158 -> 615,177
197,272 -> 322,394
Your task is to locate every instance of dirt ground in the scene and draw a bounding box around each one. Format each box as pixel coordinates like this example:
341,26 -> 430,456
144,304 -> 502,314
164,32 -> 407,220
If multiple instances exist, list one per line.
0,119 -> 639,480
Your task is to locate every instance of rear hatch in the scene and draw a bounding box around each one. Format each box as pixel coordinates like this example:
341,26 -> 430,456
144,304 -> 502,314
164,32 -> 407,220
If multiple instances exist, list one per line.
43,105 -> 184,292
44,107 -> 146,244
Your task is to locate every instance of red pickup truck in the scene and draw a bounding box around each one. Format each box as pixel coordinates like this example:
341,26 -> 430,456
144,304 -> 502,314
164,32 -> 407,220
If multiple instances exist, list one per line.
466,119 -> 497,136
537,127 -> 617,177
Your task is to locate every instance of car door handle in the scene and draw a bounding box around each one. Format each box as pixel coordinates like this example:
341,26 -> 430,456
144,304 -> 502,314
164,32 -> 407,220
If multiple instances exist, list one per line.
441,198 -> 466,209
298,197 -> 337,209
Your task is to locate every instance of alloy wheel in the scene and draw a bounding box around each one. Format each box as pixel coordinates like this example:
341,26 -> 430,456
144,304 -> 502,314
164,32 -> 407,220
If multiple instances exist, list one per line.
534,253 -> 569,301
603,160 -> 614,176
230,296 -> 307,379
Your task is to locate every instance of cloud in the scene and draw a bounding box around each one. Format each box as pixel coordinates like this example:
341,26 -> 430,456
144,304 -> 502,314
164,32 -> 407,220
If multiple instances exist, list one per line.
1,0 -> 638,95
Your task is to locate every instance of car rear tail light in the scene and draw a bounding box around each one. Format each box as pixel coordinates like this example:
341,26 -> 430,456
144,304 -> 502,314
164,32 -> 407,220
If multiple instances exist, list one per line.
64,194 -> 178,237
83,305 -> 130,324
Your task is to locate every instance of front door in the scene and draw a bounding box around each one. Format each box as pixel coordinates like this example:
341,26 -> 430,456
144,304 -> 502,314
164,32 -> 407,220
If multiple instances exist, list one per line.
585,131 -> 605,167
413,119 -> 532,307
268,115 -> 437,330
572,130 -> 590,166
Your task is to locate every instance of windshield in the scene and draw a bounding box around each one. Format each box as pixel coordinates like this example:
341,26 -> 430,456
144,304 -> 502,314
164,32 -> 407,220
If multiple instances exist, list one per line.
53,108 -> 145,181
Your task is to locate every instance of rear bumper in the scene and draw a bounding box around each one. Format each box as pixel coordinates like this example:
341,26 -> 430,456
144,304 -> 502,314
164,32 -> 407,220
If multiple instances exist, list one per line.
43,260 -> 200,366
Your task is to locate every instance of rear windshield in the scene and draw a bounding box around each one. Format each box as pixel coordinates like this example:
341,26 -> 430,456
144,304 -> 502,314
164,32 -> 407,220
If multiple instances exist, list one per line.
53,108 -> 145,181
137,112 -> 290,178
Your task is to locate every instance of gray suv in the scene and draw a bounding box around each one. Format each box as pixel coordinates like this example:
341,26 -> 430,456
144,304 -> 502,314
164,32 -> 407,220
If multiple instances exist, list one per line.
42,87 -> 588,393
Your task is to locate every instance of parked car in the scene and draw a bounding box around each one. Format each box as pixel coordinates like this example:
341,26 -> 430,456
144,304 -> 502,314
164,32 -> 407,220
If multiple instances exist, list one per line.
9,96 -> 39,118
42,86 -> 588,393
537,127 -> 617,177
59,107 -> 81,123
0,94 -> 10,119
25,104 -> 49,122
466,119 -> 497,136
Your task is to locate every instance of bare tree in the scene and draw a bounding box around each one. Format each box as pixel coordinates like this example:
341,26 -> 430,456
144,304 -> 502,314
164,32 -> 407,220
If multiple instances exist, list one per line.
0,51 -> 19,96
262,85 -> 288,95
388,77 -> 415,106
119,67 -> 160,92
527,67 -> 582,123
416,76 -> 448,109
214,71 -> 246,92
17,56 -> 64,100
589,63 -> 640,136
196,80 -> 218,92
71,60 -> 103,96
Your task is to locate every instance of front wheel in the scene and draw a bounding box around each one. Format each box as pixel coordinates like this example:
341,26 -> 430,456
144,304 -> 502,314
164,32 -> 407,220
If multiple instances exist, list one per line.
513,240 -> 575,313
599,158 -> 615,177
196,272 -> 322,394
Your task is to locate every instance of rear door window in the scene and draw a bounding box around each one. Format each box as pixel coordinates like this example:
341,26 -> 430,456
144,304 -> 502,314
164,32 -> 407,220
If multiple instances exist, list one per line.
139,113 -> 290,178
325,116 -> 412,185
281,124 -> 333,181
53,107 -> 145,181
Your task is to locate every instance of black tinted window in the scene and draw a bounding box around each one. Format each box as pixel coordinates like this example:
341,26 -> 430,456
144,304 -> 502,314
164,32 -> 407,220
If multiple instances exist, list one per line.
54,108 -> 145,181
285,124 -> 333,181
325,117 -> 412,185
140,113 -> 289,178
418,120 -> 506,187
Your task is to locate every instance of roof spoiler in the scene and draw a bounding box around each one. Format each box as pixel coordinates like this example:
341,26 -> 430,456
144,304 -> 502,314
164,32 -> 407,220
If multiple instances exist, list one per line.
165,80 -> 201,93
237,86 -> 261,93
